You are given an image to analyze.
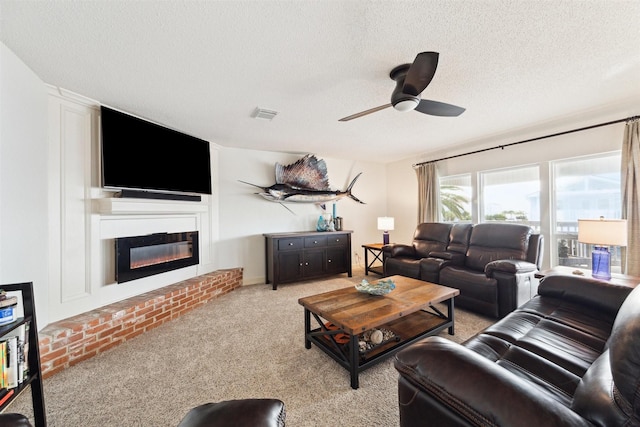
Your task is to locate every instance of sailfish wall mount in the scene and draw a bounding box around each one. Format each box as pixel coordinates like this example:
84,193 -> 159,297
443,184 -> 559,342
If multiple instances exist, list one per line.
239,154 -> 365,208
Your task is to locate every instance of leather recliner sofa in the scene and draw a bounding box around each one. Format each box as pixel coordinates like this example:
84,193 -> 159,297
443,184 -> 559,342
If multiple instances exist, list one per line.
0,399 -> 286,427
394,274 -> 640,427
384,222 -> 543,318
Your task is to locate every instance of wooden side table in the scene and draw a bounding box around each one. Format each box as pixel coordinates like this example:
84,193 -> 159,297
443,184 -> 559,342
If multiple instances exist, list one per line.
535,266 -> 640,288
362,243 -> 386,276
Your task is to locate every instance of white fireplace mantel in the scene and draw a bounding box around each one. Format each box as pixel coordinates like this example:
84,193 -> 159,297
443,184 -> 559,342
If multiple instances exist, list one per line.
94,197 -> 209,215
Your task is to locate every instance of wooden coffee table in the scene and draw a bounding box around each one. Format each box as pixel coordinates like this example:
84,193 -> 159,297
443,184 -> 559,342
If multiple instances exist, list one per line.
298,275 -> 459,389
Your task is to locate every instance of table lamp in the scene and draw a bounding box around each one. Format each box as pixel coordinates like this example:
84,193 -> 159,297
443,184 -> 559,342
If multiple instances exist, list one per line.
578,218 -> 627,280
377,217 -> 394,245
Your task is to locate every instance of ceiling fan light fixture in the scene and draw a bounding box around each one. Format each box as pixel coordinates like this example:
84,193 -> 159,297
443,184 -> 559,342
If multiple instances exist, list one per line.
393,98 -> 419,112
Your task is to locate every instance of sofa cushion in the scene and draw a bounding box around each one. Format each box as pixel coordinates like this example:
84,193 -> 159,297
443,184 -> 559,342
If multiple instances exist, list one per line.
439,266 -> 498,317
385,257 -> 421,279
537,274 -> 631,318
464,223 -> 531,271
446,223 -> 472,253
177,399 -> 286,427
412,222 -> 451,258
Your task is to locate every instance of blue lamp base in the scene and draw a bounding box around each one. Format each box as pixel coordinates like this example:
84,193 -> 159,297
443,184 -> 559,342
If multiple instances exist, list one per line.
382,232 -> 390,245
591,246 -> 611,280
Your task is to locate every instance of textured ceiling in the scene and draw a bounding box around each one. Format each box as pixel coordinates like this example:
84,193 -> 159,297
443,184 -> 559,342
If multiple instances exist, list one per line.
1,1 -> 639,163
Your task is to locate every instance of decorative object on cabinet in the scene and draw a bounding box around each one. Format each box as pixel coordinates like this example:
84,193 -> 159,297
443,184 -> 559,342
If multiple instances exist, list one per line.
239,154 -> 365,208
377,217 -> 394,245
0,282 -> 46,427
578,217 -> 627,280
264,231 -> 352,290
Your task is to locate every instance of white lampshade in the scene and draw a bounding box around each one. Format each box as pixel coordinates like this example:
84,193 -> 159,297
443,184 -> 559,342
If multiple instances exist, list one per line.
377,217 -> 395,231
578,219 -> 627,246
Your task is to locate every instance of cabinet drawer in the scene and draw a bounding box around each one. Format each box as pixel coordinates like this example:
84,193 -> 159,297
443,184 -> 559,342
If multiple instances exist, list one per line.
305,236 -> 327,248
327,234 -> 348,247
278,237 -> 303,251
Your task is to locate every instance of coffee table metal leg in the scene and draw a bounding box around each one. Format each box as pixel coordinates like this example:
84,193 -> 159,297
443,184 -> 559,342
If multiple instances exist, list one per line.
304,308 -> 311,349
364,248 -> 370,275
349,334 -> 359,389
447,297 -> 455,335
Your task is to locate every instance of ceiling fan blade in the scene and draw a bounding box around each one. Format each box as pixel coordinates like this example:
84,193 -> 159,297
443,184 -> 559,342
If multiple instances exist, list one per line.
402,52 -> 439,96
338,103 -> 392,121
415,99 -> 466,117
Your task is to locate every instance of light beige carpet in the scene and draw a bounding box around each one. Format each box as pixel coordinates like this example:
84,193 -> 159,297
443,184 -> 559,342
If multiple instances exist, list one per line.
7,269 -> 494,426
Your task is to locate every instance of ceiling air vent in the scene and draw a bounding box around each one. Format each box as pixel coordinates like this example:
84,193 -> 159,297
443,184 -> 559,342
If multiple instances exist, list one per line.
253,107 -> 278,121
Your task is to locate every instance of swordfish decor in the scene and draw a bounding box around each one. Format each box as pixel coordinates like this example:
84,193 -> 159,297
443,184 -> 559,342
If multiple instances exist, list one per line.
239,154 -> 365,210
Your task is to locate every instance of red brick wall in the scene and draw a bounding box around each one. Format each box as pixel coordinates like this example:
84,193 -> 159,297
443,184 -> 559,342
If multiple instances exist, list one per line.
38,268 -> 243,378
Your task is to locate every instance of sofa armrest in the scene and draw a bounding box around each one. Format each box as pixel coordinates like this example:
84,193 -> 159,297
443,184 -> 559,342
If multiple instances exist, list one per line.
429,251 -> 465,264
538,274 -> 632,315
484,259 -> 537,277
387,244 -> 417,258
0,414 -> 33,427
394,337 -> 591,427
381,244 -> 393,255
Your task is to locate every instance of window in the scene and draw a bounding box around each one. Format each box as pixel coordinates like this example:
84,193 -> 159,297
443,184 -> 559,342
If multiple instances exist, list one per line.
480,166 -> 540,230
439,174 -> 472,222
437,150 -> 623,271
552,153 -> 622,272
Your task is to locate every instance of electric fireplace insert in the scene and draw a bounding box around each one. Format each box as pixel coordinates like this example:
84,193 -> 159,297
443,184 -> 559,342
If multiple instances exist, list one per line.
115,231 -> 199,283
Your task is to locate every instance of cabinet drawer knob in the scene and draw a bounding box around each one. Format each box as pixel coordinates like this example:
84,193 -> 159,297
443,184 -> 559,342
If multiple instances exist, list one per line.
313,240 -> 318,244
328,259 -> 332,263
305,262 -> 309,266
289,242 -> 294,246
299,263 -> 303,266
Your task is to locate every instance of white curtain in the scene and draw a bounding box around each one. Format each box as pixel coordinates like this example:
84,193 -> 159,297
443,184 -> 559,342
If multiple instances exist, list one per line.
621,119 -> 640,276
415,162 -> 440,223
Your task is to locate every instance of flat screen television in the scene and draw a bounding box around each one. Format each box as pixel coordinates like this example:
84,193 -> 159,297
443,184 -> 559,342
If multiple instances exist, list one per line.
100,105 -> 212,196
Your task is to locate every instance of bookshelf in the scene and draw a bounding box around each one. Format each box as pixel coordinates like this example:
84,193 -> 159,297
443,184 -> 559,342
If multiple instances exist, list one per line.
0,282 -> 45,427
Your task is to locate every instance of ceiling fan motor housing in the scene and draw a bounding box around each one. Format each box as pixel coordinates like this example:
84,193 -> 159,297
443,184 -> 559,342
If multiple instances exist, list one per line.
390,64 -> 420,111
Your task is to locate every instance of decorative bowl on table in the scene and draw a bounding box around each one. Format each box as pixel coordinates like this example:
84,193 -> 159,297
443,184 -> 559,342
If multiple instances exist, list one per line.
355,279 -> 396,295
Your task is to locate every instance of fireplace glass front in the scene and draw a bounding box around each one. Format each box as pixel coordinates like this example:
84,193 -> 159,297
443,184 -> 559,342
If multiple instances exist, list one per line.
115,231 -> 199,283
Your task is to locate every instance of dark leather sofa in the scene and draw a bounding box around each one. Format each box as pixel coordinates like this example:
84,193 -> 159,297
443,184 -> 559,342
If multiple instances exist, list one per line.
384,222 -> 543,318
394,274 -> 640,427
0,399 -> 285,427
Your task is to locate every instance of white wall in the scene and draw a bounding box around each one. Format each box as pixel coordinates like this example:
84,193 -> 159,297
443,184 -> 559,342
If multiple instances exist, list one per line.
217,148 -> 387,283
386,102 -> 636,270
0,42 -> 49,323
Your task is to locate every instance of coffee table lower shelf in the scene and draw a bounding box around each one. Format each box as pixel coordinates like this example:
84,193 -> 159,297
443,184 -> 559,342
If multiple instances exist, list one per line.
303,306 -> 454,389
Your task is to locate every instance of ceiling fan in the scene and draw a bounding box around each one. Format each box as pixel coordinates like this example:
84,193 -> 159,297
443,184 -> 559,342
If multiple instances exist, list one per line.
338,51 -> 465,122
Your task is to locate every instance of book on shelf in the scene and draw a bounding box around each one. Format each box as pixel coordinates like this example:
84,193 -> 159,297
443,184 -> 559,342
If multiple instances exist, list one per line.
0,387 -> 15,406
0,324 -> 28,389
4,336 -> 18,389
0,289 -> 29,390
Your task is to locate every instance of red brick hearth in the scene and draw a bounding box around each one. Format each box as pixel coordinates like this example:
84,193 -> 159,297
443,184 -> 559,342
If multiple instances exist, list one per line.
38,268 -> 243,378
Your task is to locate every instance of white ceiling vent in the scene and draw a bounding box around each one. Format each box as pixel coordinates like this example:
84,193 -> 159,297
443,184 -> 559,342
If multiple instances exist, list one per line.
253,107 -> 278,121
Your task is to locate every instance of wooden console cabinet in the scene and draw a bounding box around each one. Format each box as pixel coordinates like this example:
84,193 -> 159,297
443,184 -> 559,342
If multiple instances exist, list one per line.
264,231 -> 353,290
